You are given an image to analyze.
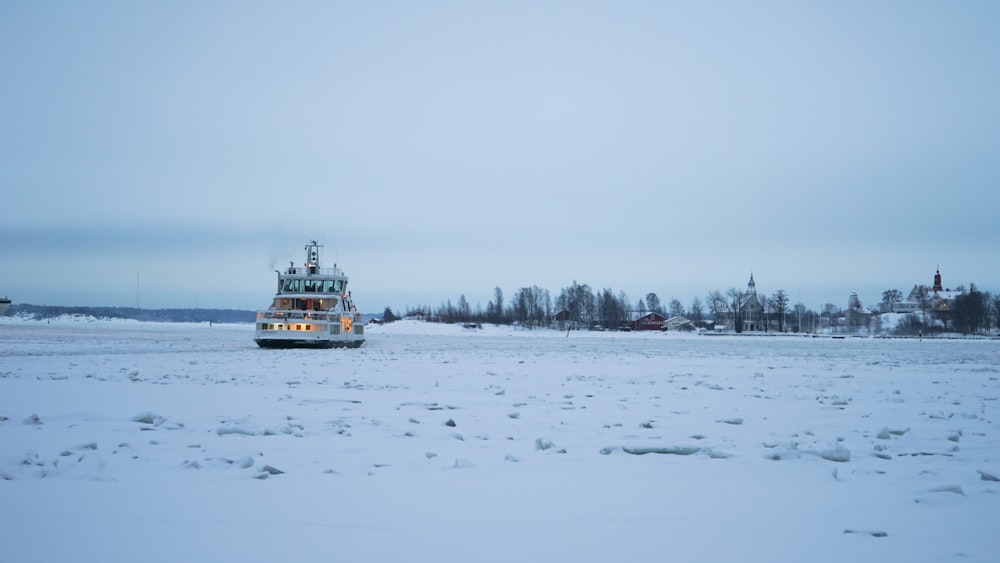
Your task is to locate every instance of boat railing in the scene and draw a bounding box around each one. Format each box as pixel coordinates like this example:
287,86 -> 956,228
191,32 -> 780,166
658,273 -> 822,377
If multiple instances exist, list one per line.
257,311 -> 339,321
278,287 -> 346,295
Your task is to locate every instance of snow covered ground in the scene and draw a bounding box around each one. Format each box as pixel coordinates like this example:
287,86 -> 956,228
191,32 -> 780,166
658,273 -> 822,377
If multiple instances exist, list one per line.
1,318 -> 998,562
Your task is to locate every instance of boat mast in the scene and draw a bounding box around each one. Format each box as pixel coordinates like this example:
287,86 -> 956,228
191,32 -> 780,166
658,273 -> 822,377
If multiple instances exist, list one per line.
305,240 -> 322,273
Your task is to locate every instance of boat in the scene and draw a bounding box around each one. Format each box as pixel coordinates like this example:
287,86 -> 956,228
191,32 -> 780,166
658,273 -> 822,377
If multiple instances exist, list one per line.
0,296 -> 10,317
254,241 -> 365,348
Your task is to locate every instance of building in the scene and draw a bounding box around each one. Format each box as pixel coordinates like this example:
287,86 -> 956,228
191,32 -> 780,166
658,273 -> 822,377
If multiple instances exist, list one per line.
552,310 -> 589,330
662,315 -> 696,331
715,274 -> 767,332
893,268 -> 959,314
629,311 -> 667,331
845,290 -> 871,329
552,310 -> 573,323
848,290 -> 863,312
741,274 -> 765,331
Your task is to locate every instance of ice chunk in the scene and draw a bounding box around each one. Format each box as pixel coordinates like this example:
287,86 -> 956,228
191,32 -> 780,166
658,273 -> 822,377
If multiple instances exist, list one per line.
130,412 -> 165,426
535,438 -> 557,451
217,427 -> 255,436
819,447 -> 851,462
844,529 -> 888,538
623,446 -> 700,456
977,470 -> 999,482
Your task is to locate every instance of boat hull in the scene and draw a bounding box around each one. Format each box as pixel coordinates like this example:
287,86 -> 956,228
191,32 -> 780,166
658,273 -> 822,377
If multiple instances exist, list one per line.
254,338 -> 364,349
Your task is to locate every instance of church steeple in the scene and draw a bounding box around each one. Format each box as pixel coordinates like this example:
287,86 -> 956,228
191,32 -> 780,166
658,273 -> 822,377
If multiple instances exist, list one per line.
933,267 -> 943,292
747,272 -> 757,295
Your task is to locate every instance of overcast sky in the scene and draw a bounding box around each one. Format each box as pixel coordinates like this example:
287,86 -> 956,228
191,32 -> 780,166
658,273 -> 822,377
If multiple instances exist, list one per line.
2,1 -> 998,313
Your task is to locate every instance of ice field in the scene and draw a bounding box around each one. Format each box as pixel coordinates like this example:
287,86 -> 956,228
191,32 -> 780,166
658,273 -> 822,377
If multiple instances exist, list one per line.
1,318 -> 998,562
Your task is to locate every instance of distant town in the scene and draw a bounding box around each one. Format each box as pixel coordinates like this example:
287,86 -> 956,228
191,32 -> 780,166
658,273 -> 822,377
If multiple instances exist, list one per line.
385,267 -> 998,337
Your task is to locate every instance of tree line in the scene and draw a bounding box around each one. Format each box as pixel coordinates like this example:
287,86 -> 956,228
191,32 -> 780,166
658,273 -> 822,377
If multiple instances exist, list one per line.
386,282 -> 803,332
5,304 -> 255,324
382,281 -> 999,336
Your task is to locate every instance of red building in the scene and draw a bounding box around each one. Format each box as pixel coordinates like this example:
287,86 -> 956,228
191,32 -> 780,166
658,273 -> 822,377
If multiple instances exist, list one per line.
630,311 -> 667,331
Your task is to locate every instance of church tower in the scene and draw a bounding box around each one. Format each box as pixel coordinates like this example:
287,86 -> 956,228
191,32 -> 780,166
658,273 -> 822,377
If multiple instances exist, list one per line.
933,268 -> 943,292
742,272 -> 762,331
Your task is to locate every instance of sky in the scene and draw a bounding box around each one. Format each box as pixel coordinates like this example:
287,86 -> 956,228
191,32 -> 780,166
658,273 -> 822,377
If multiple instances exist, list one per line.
2,1 -> 998,313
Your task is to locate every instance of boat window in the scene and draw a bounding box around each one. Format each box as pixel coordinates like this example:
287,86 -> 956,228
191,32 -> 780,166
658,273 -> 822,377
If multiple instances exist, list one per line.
314,280 -> 341,293
280,277 -> 346,295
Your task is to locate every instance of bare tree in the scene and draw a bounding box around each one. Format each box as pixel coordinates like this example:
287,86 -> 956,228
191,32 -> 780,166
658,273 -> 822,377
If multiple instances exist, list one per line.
457,294 -> 471,323
689,297 -> 704,325
870,312 -> 883,335
880,289 -> 903,313
597,288 -> 619,330
771,289 -> 789,332
618,290 -> 631,323
543,288 -> 552,327
492,286 -> 505,324
511,289 -> 528,327
669,298 -> 685,318
727,287 -> 747,333
636,298 -> 647,313
792,302 -> 819,333
757,294 -> 770,332
560,281 -> 595,326
822,303 -> 840,331
512,286 -> 548,329
952,285 -> 988,334
645,293 -> 662,315
992,294 -> 1000,334
707,290 -> 727,329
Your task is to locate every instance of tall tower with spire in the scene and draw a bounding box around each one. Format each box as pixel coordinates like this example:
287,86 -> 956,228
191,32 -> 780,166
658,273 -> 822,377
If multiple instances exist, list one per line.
740,272 -> 764,331
933,267 -> 943,292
